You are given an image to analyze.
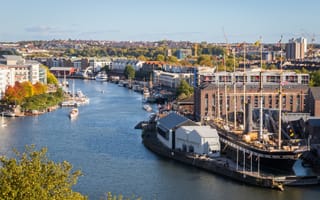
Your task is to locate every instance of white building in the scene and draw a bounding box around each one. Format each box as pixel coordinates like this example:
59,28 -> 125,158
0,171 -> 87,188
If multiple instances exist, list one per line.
286,37 -> 307,60
111,59 -> 145,72
0,66 -> 14,98
153,70 -> 193,88
175,126 -> 220,155
0,55 -> 43,97
156,112 -> 196,149
89,57 -> 112,72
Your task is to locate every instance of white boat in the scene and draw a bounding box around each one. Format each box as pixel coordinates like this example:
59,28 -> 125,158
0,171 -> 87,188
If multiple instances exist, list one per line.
143,104 -> 152,112
69,80 -> 79,119
69,108 -> 79,119
76,89 -> 90,105
2,111 -> 15,117
1,112 -> 7,127
95,72 -> 108,81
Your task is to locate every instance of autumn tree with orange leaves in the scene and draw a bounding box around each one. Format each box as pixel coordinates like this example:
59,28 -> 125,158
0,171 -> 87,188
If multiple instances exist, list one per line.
3,81 -> 47,105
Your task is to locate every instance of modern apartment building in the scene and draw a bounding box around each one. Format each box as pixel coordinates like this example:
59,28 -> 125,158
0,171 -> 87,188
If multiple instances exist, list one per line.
0,55 -> 44,98
286,37 -> 307,60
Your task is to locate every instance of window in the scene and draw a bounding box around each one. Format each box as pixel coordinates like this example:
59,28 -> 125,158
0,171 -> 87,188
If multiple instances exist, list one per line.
251,75 -> 260,82
227,96 -> 230,111
269,95 -> 272,108
282,95 -> 286,109
182,144 -> 187,152
297,95 -> 301,111
205,94 -> 208,111
301,75 -> 309,85
286,75 -> 298,83
254,96 -> 258,107
189,145 -> 194,153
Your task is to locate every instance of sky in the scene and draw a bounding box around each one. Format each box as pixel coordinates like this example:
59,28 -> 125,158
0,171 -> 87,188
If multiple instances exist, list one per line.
1,0 -> 320,43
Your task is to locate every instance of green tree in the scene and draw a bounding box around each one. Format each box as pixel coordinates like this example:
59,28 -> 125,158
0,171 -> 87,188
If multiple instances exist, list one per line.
41,65 -> 59,86
310,70 -> 320,86
177,79 -> 193,99
268,64 -> 277,70
137,55 -> 147,61
156,54 -> 165,62
33,82 -> 48,95
0,145 -> 86,200
167,56 -> 178,64
179,59 -> 192,66
124,64 -> 135,80
197,55 -> 213,67
21,81 -> 34,98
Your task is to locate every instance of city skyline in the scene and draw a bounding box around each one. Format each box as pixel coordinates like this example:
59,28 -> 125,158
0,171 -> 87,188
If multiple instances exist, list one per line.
1,0 -> 320,43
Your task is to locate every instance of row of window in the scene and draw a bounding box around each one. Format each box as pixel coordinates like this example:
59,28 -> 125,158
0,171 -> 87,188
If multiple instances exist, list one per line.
204,94 -> 304,112
202,75 -> 309,84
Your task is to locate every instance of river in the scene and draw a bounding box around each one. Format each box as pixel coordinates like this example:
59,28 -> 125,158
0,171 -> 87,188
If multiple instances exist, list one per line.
0,79 -> 319,200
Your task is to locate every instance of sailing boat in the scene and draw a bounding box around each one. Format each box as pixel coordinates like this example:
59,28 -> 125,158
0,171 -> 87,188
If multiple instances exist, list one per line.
211,41 -> 309,173
1,112 -> 7,127
69,80 -> 79,119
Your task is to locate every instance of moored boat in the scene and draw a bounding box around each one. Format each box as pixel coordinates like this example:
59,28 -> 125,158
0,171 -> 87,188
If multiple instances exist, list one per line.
143,104 -> 152,112
69,108 -> 79,119
213,122 -> 307,173
95,72 -> 108,81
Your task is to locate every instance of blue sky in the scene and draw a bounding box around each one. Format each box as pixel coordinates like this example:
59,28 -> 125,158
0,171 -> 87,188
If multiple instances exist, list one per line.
1,0 -> 320,43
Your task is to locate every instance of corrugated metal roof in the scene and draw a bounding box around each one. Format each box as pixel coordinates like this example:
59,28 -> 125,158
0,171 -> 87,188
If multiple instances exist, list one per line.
157,112 -> 191,130
182,126 -> 219,138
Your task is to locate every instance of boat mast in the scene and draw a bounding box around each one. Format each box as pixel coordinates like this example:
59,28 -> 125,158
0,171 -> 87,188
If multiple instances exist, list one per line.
243,43 -> 246,132
233,48 -> 237,130
217,60 -> 221,119
278,36 -> 283,149
224,54 -> 228,126
259,39 -> 263,141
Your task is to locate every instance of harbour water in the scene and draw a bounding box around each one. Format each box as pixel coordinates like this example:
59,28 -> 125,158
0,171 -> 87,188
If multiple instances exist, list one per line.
0,79 -> 319,200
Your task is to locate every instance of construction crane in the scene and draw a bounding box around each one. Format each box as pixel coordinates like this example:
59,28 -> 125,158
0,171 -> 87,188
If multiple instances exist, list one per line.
222,27 -> 231,56
308,33 -> 315,58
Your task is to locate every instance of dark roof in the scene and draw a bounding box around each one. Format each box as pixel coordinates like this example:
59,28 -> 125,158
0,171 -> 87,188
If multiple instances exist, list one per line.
310,87 -> 320,100
307,118 -> 320,127
157,112 -> 194,130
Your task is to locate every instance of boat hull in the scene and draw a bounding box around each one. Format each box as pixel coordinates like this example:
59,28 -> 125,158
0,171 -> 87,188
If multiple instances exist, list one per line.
216,128 -> 303,174
220,142 -> 297,173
